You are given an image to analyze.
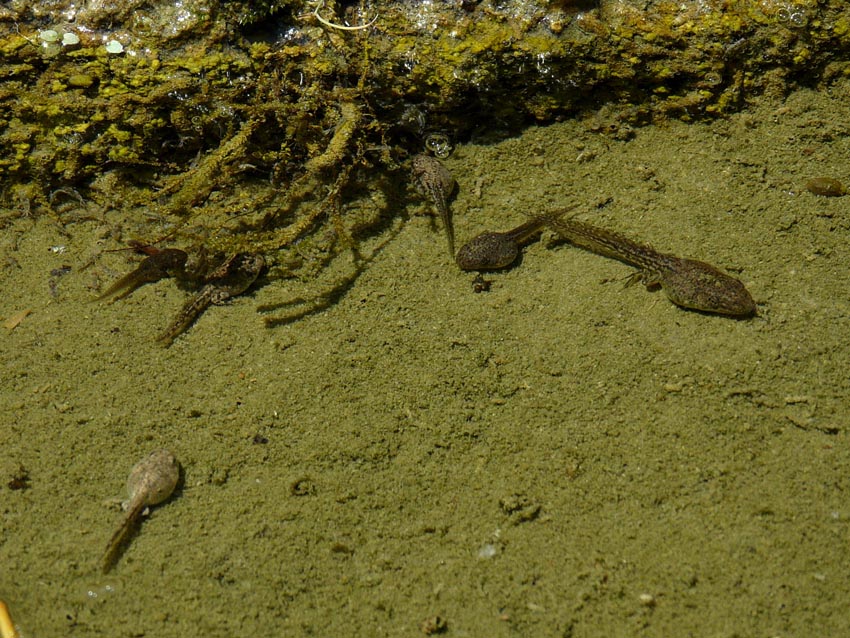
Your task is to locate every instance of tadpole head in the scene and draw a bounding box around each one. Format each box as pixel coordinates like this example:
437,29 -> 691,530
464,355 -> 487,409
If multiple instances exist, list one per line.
455,232 -> 520,271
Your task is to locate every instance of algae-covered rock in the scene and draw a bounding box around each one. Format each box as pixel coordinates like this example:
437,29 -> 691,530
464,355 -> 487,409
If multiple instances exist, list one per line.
1,1 -> 848,252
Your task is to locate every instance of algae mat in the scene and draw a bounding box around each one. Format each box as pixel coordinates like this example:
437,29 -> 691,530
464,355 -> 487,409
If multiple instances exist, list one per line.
2,81 -> 850,636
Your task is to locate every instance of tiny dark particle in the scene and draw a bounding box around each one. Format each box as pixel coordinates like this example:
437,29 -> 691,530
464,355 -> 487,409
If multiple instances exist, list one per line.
8,465 -> 31,490
49,265 -> 74,297
50,265 -> 72,277
421,614 -> 448,635
330,542 -> 354,555
472,274 -> 492,293
290,477 -> 316,496
252,433 -> 269,445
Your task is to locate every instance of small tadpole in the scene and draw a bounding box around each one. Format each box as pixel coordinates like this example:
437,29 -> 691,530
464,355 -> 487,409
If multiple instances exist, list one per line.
411,154 -> 457,257
157,252 -> 265,346
101,449 -> 180,573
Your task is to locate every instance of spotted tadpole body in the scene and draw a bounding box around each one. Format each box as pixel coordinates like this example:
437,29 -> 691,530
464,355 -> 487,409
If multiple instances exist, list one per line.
455,205 -> 579,271
412,154 -> 457,257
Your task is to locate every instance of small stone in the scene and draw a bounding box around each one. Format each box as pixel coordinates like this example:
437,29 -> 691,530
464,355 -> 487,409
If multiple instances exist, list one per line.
39,29 -> 60,43
41,42 -> 62,58
105,39 -> 124,54
805,177 -> 845,197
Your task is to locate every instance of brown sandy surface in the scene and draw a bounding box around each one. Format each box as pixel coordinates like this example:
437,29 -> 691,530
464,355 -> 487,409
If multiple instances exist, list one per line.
2,80 -> 850,637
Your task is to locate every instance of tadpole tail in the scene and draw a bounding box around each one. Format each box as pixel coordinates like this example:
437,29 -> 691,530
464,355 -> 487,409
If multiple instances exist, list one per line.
101,501 -> 145,573
94,250 -> 188,304
156,292 -> 212,347
441,209 -> 456,258
93,272 -> 146,304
